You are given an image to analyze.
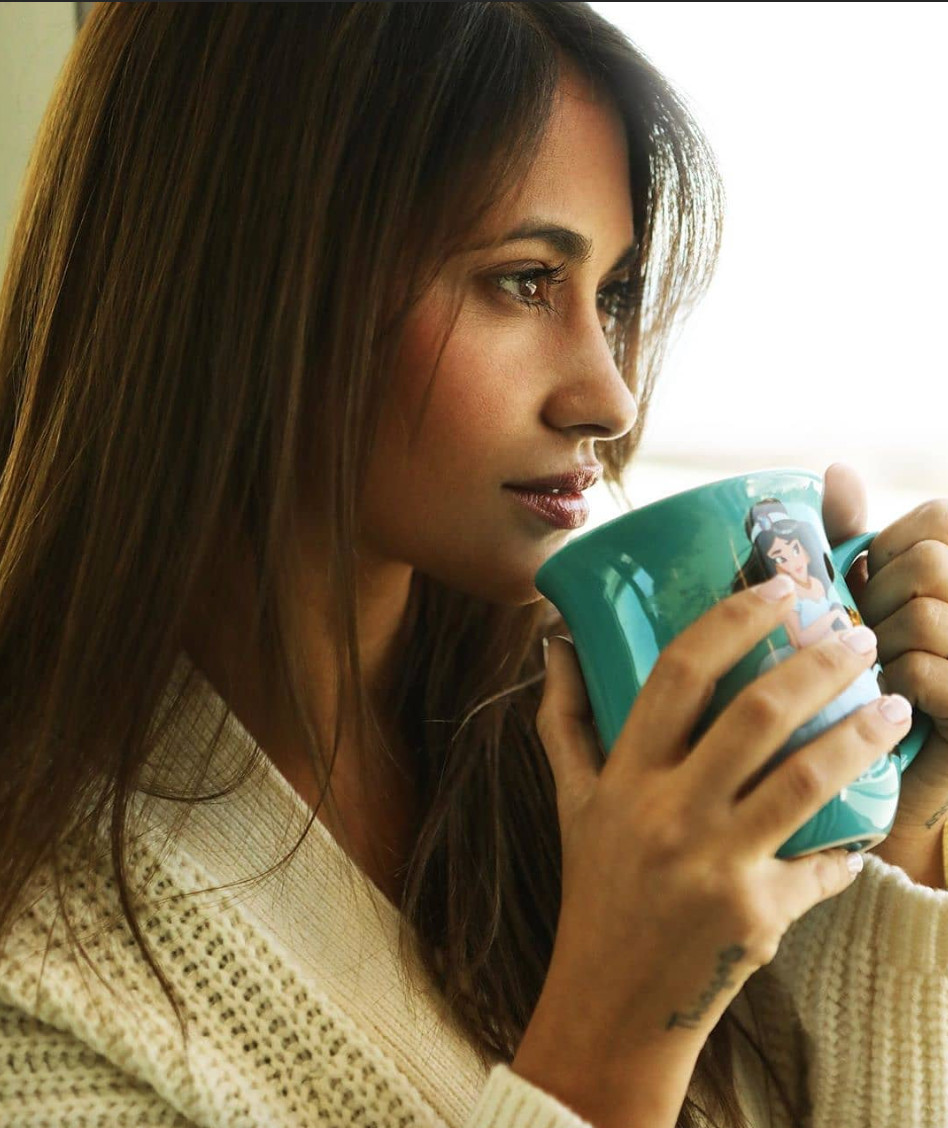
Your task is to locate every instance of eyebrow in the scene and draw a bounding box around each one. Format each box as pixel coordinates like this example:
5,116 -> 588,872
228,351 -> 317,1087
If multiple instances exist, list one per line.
470,218 -> 637,274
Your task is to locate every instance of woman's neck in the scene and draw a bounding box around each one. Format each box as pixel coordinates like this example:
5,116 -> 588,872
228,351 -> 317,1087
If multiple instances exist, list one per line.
180,537 -> 423,908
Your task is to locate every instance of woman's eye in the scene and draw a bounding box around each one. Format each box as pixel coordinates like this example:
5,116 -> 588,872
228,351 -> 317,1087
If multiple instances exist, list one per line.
494,263 -> 568,312
492,264 -> 636,327
598,276 -> 635,323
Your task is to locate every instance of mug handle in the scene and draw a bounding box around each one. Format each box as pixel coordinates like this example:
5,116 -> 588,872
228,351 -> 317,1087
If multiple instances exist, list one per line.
832,532 -> 933,773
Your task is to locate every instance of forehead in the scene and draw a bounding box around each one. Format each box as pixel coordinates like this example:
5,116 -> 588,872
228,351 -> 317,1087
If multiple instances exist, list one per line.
482,69 -> 634,254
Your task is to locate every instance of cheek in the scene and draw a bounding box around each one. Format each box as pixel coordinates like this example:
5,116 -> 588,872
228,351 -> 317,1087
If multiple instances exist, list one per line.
383,310 -> 523,473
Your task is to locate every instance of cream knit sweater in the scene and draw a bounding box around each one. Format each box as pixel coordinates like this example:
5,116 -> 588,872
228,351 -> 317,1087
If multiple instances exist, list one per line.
1,653 -> 947,1127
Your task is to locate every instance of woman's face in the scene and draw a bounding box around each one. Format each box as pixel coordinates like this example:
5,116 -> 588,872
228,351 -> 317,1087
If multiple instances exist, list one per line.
358,69 -> 639,605
768,536 -> 812,584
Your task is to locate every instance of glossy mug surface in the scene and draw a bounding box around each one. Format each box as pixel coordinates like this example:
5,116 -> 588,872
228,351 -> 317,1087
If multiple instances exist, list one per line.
534,468 -> 932,857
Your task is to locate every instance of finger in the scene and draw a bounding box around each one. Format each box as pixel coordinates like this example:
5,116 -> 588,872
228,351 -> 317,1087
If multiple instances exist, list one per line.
878,651 -> 948,722
738,694 -> 913,854
536,635 -> 603,825
858,539 -> 948,626
768,848 -> 864,927
822,462 -> 869,546
687,625 -> 881,797
823,462 -> 870,598
864,498 -> 948,577
616,575 -> 798,770
539,598 -> 568,635
874,596 -> 948,666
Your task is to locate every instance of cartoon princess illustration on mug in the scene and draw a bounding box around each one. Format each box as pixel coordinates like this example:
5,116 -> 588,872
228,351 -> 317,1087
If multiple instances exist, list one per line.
735,498 -> 881,755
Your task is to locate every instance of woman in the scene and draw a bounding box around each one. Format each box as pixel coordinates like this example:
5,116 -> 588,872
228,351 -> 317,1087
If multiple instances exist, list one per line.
2,5 -> 947,1127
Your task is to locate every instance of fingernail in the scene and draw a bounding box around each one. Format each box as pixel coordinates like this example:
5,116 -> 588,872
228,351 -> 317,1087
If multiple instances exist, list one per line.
878,693 -> 913,724
847,852 -> 864,876
542,637 -> 549,668
840,626 -> 876,654
753,574 -> 795,601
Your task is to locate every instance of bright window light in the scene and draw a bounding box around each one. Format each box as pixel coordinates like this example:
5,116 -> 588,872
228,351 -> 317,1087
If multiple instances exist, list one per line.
586,2 -> 947,529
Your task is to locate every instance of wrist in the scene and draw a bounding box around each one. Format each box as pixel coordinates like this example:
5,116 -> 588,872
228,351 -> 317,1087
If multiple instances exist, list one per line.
510,1049 -> 693,1128
512,993 -> 702,1128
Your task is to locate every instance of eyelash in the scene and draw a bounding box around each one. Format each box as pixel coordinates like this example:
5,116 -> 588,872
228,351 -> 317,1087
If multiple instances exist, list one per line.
494,261 -> 636,323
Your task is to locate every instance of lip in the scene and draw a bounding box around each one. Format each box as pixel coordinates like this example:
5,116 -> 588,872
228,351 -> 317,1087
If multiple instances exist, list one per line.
504,464 -> 603,493
505,487 -> 590,530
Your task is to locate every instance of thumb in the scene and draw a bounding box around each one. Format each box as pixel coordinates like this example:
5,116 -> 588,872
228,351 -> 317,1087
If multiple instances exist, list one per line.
537,635 -> 602,826
822,461 -> 870,594
822,461 -> 868,544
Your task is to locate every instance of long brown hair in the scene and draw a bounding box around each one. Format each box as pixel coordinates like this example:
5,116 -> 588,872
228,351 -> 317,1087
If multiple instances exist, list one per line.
0,5 -> 786,1125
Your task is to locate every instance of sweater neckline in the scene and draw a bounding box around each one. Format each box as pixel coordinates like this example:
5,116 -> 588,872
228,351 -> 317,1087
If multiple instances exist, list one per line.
141,650 -> 405,932
129,651 -> 499,1123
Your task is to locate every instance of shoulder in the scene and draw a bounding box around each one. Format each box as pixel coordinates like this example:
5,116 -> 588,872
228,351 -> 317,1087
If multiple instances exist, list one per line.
0,827 -> 438,1128
0,1000 -> 195,1126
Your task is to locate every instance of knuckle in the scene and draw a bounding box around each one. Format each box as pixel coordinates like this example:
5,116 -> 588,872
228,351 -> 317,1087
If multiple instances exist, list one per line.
655,641 -> 701,687
783,754 -> 826,806
811,638 -> 848,675
910,539 -> 948,593
648,815 -> 692,863
851,707 -> 886,746
719,593 -> 757,627
905,596 -> 942,636
900,648 -> 934,685
738,686 -> 785,729
917,498 -> 948,540
691,591 -> 758,644
879,651 -> 924,701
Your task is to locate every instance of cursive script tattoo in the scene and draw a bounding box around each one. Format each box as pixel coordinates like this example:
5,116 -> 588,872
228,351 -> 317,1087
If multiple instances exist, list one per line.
925,799 -> 948,829
665,944 -> 746,1031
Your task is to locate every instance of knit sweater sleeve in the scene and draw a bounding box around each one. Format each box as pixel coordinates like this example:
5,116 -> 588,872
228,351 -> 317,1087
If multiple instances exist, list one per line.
463,1066 -> 597,1128
0,1002 -> 197,1127
765,851 -> 948,1126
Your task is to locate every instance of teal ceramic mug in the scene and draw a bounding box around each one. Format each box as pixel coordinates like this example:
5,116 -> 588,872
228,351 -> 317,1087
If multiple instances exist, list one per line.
534,467 -> 932,858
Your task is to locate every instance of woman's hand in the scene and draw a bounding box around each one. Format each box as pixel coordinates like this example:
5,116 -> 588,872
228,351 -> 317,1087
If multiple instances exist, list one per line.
823,462 -> 948,888
513,577 -> 911,1128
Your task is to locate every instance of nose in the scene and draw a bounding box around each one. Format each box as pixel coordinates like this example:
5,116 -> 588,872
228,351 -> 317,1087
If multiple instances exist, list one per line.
540,313 -> 639,442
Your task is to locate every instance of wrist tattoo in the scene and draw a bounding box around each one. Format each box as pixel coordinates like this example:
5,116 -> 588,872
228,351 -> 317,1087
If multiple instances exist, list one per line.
925,799 -> 948,829
665,944 -> 746,1031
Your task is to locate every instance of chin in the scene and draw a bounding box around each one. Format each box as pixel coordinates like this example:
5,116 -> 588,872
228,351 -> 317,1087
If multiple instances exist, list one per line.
504,584 -> 548,608
419,564 -> 548,608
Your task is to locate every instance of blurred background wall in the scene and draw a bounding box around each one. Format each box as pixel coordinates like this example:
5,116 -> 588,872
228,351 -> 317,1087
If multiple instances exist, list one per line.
0,3 -> 76,270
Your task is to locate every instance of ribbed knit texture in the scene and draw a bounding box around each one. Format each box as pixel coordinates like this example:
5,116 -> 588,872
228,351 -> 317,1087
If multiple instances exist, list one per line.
769,850 -> 948,1126
1,651 -> 946,1127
